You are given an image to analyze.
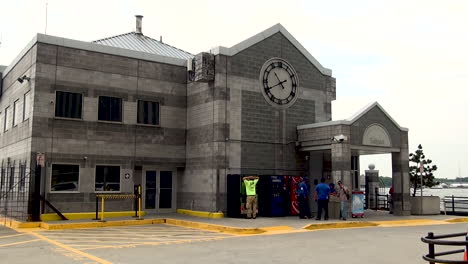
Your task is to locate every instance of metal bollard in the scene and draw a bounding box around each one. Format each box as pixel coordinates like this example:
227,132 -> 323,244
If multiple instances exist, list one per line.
137,185 -> 143,220
93,196 -> 100,220
99,196 -> 105,222
427,232 -> 435,264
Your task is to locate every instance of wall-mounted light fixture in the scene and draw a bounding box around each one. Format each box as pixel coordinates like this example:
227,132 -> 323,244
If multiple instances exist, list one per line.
17,75 -> 30,84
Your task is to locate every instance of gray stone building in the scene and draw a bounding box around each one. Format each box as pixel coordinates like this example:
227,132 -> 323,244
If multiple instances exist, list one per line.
0,17 -> 411,219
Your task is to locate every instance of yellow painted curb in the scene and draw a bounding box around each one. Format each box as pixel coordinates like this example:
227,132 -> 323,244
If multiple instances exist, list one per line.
445,217 -> 468,223
0,218 -> 41,229
41,211 -> 146,221
304,221 -> 378,230
165,218 -> 265,234
177,209 -> 224,218
372,219 -> 448,227
41,218 -> 165,230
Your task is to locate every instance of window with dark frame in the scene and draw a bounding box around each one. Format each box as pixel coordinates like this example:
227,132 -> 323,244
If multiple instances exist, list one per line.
19,164 -> 26,191
4,106 -> 9,131
0,168 -> 5,189
9,166 -> 14,190
12,100 -> 18,127
137,100 -> 159,125
95,165 -> 120,192
23,91 -> 30,121
98,96 -> 122,122
51,164 -> 79,192
55,91 -> 83,119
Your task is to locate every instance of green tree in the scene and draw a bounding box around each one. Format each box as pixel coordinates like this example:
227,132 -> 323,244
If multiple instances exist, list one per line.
409,144 -> 438,196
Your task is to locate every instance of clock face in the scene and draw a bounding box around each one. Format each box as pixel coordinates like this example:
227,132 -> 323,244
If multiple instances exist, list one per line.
260,58 -> 299,108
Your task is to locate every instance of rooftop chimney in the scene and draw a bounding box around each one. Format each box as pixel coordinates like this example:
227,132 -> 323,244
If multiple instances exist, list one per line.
135,15 -> 143,34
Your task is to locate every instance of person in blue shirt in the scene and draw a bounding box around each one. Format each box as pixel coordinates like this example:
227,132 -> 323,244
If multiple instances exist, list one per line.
315,177 -> 330,220
297,178 -> 311,219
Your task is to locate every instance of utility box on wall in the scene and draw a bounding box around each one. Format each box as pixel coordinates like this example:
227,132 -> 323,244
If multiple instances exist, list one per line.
194,52 -> 214,82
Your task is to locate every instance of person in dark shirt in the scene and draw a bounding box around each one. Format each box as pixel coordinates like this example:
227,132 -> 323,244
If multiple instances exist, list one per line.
315,178 -> 330,220
297,178 -> 311,219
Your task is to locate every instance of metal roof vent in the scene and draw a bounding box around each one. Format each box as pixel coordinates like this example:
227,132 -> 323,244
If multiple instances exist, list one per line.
135,15 -> 143,34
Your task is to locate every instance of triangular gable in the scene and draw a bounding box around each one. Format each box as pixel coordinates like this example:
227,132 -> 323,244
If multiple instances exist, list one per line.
347,102 -> 408,131
210,23 -> 332,76
297,101 -> 408,131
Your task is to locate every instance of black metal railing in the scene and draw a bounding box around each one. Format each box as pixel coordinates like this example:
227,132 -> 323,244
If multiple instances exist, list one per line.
376,193 -> 390,210
442,196 -> 468,216
0,164 -> 32,223
421,232 -> 468,264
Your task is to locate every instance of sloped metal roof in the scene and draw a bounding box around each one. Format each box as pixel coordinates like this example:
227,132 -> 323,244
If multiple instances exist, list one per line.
93,32 -> 193,60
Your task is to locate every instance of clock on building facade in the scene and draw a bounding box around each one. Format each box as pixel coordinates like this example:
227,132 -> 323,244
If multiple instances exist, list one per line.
259,58 -> 299,108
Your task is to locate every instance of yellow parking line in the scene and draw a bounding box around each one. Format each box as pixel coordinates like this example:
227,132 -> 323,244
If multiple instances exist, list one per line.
28,232 -> 112,264
0,233 -> 26,239
0,239 -> 41,247
78,237 -> 227,251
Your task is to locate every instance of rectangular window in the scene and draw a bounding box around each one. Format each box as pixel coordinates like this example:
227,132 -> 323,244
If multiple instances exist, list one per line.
98,96 -> 122,122
55,91 -> 82,119
159,171 -> 172,208
9,166 -> 14,190
12,100 -> 19,127
137,100 -> 159,125
0,168 -> 5,189
51,164 -> 79,192
19,165 -> 26,191
4,106 -> 9,131
23,91 -> 30,121
95,165 -> 120,192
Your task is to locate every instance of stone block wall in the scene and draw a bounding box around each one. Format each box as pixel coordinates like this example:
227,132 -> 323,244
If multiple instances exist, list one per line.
32,43 -> 187,212
228,32 -> 333,177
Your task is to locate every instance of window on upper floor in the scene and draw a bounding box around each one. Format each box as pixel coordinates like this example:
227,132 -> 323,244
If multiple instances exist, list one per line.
98,96 -> 122,122
13,99 -> 19,127
137,100 -> 159,126
55,91 -> 83,119
4,106 -> 10,132
23,91 -> 30,121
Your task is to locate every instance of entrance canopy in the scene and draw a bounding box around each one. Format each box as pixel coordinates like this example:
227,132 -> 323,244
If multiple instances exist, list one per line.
297,102 -> 411,216
297,102 -> 408,155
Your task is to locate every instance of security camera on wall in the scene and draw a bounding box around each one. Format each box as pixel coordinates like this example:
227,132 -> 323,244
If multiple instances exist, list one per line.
333,134 -> 347,142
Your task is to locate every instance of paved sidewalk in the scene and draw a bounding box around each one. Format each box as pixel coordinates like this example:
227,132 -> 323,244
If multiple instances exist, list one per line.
3,210 -> 465,234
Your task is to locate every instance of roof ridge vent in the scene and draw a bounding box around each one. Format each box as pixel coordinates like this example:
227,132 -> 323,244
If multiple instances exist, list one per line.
135,15 -> 143,35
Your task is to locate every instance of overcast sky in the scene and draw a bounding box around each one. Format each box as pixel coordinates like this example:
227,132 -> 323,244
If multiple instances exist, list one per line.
1,0 -> 467,179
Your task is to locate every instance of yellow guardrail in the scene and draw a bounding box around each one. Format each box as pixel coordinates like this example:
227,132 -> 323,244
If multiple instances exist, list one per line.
95,186 -> 143,222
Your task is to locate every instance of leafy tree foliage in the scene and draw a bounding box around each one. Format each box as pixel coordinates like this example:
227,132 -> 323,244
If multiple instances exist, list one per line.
409,144 -> 438,196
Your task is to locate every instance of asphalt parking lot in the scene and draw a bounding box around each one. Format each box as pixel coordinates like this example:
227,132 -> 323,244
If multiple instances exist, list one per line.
0,224 -> 234,264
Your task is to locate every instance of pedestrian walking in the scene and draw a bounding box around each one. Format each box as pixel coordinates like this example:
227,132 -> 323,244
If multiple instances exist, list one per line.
315,178 -> 330,220
337,180 -> 349,220
242,175 -> 259,219
297,178 -> 311,219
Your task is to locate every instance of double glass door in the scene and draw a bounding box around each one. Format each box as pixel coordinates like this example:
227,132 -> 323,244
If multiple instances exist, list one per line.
144,170 -> 174,213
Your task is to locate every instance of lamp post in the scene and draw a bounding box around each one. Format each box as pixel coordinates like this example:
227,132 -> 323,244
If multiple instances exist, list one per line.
420,161 -> 424,214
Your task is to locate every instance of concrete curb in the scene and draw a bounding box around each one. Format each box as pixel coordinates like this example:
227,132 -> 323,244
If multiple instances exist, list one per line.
176,209 -> 224,219
41,219 -> 165,230
41,211 -> 146,221
445,217 -> 468,223
165,218 -> 265,234
304,221 -> 378,230
2,218 -> 266,234
3,217 -> 465,233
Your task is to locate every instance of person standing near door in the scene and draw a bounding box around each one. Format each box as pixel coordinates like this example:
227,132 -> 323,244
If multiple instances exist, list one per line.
337,181 -> 349,220
297,178 -> 311,219
315,178 -> 330,220
243,175 -> 259,219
